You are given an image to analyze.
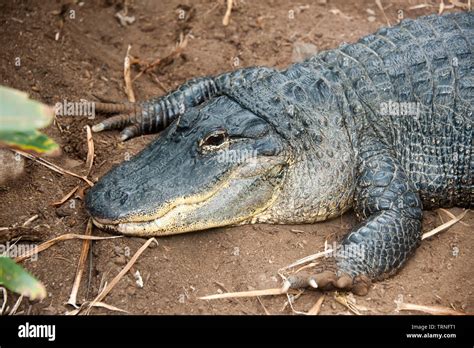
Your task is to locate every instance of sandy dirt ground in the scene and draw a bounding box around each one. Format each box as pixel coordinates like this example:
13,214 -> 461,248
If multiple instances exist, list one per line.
0,0 -> 472,315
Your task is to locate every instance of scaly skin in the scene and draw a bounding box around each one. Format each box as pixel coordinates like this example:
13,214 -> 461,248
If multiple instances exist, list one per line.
86,12 -> 473,295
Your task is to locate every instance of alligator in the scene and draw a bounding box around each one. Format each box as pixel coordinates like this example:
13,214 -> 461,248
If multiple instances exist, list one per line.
85,12 -> 473,295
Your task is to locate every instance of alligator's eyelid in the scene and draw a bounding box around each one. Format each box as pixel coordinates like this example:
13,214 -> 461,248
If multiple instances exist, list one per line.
199,132 -> 251,152
228,137 -> 247,144
198,130 -> 230,153
202,130 -> 228,144
200,142 -> 229,154
210,128 -> 228,137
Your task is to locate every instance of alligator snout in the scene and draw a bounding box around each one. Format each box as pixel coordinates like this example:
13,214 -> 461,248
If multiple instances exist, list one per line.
85,177 -> 134,222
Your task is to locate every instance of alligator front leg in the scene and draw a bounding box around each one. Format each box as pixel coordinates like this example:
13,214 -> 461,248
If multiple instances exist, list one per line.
289,136 -> 423,295
91,67 -> 275,140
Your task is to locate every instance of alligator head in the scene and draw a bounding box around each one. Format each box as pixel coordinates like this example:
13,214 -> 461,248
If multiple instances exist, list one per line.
85,95 -> 292,235
85,72 -> 356,236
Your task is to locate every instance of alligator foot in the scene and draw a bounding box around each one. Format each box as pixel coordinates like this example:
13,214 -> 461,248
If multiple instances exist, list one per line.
92,103 -> 144,141
90,77 -> 221,141
90,67 -> 276,141
286,260 -> 372,296
287,136 -> 425,296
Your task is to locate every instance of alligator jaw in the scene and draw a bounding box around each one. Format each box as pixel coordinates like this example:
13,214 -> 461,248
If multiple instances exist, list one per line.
90,198 -> 229,236
90,164 -> 285,237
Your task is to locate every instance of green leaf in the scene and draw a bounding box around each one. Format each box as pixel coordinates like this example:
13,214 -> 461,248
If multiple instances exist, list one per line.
0,257 -> 47,301
0,85 -> 54,132
0,130 -> 59,155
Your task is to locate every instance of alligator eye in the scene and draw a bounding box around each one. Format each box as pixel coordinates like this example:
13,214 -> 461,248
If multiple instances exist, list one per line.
199,129 -> 229,151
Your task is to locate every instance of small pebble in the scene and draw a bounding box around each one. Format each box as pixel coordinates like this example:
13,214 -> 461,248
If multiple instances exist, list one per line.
113,255 -> 127,266
114,246 -> 123,255
55,205 -> 74,217
66,217 -> 77,227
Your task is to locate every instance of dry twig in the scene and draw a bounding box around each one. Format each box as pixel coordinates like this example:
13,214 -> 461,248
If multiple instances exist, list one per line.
0,287 -> 7,315
133,34 -> 188,82
280,249 -> 333,271
334,292 -> 368,315
222,0 -> 233,26
15,150 -> 93,186
85,125 -> 94,176
51,186 -> 79,206
422,210 -> 468,240
307,294 -> 325,315
449,0 -> 471,9
85,238 -> 157,314
123,45 -> 136,102
66,301 -> 129,315
397,302 -> 466,315
438,208 -> 470,226
14,234 -> 120,263
257,296 -> 270,315
200,284 -> 291,300
67,219 -> 93,308
9,295 -> 23,315
375,0 -> 390,26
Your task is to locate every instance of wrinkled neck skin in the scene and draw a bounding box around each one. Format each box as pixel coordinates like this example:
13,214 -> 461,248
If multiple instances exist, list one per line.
250,121 -> 356,225
225,67 -> 359,226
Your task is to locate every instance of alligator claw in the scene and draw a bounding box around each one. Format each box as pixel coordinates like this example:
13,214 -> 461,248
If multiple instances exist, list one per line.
92,113 -> 134,133
119,124 -> 141,141
287,260 -> 372,296
91,101 -> 146,141
287,270 -> 371,296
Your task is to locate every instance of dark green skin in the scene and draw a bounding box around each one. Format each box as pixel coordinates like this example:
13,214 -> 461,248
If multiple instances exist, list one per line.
86,13 -> 473,294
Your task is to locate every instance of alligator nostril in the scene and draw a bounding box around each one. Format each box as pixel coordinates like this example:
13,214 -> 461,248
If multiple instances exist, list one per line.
106,189 -> 129,204
120,192 -> 129,205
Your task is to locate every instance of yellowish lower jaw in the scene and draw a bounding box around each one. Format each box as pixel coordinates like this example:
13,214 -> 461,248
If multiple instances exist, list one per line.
91,209 -> 198,237
92,215 -> 233,237
92,217 -> 189,236
90,169 -> 279,236
91,198 -> 240,237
